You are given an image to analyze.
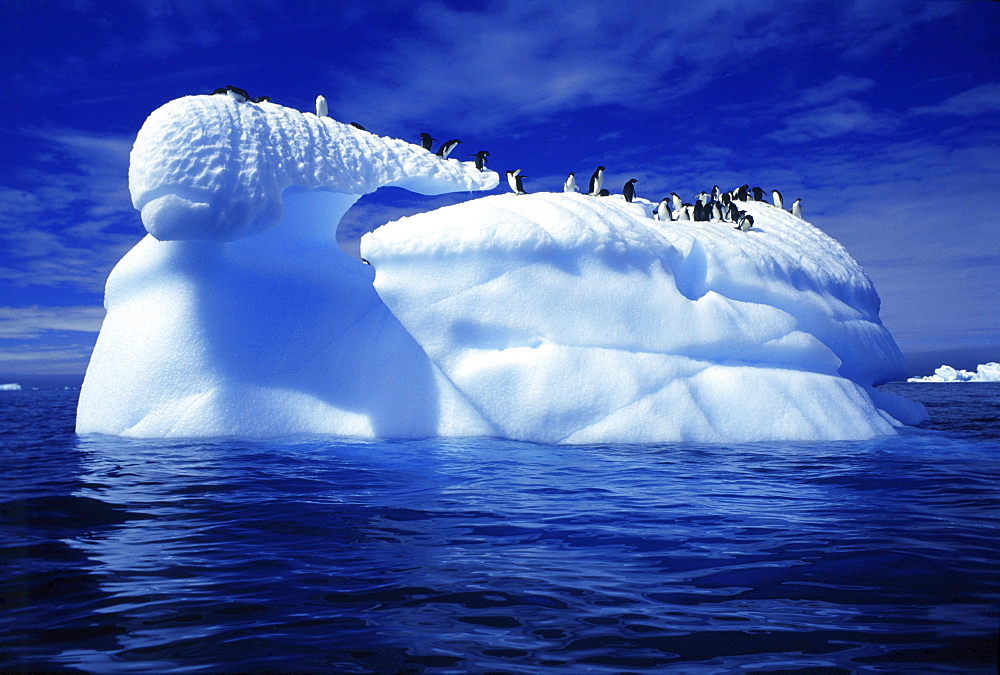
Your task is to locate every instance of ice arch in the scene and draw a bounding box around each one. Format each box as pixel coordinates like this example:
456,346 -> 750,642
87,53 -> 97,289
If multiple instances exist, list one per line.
77,96 -> 499,437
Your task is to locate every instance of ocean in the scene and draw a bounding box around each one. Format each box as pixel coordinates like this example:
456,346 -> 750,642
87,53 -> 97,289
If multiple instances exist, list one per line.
1,383 -> 997,672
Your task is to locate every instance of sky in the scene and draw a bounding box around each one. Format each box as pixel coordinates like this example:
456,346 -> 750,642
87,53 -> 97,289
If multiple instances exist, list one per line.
1,0 -> 998,384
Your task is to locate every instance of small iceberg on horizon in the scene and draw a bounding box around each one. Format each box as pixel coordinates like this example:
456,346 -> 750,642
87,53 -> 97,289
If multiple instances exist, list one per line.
1,383 -> 23,391
908,362 -> 1000,383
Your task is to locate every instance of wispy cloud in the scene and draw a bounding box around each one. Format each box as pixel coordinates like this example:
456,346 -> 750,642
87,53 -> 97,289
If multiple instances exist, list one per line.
910,82 -> 1000,118
0,305 -> 105,339
767,99 -> 900,143
0,128 -> 141,293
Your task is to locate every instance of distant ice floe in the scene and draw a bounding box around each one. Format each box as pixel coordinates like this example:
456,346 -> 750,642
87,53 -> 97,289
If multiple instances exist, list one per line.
76,94 -> 927,443
1,383 -> 22,391
908,362 -> 1000,382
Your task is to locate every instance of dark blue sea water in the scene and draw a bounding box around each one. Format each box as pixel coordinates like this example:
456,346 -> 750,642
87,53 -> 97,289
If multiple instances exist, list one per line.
2,383 -> 998,673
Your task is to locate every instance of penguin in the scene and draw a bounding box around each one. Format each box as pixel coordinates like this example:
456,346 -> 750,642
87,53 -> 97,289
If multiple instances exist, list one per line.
563,172 -> 580,193
711,202 -> 723,222
751,186 -> 765,202
506,170 -> 527,194
419,133 -> 436,151
623,179 -> 638,203
712,185 -> 722,202
671,192 -> 684,213
436,139 -> 462,159
791,198 -> 802,218
251,96 -> 271,103
349,122 -> 366,130
693,201 -> 706,222
727,202 -> 741,223
213,86 -> 250,102
467,151 -> 489,171
735,184 -> 749,201
720,192 -> 732,207
588,166 -> 606,196
736,213 -> 754,231
772,189 -> 783,210
315,95 -> 329,117
697,191 -> 710,205
655,198 -> 672,222
677,204 -> 693,221
598,189 -> 611,196
361,258 -> 371,265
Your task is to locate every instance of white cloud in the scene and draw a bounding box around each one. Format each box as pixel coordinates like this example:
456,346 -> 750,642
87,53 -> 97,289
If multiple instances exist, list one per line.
0,128 -> 141,293
767,99 -> 900,143
0,305 -> 105,339
911,82 -> 1000,118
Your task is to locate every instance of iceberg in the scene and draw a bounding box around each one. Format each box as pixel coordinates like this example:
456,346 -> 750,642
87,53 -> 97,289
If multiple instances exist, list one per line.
77,94 -> 926,442
1,383 -> 22,391
908,362 -> 1000,382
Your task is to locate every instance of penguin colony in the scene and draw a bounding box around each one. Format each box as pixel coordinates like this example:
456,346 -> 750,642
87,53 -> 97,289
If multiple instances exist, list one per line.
210,86 -> 804,228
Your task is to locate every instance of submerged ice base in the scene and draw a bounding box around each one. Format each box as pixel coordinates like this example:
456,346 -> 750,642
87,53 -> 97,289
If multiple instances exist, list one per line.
77,95 -> 926,442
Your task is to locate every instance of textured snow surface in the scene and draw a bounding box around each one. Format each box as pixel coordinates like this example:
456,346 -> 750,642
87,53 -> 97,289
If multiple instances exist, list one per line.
363,192 -> 925,443
77,95 -> 926,441
129,95 -> 497,242
908,362 -> 1000,382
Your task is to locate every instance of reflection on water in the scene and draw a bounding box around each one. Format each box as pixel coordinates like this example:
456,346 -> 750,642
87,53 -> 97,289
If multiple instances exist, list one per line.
1,387 -> 998,671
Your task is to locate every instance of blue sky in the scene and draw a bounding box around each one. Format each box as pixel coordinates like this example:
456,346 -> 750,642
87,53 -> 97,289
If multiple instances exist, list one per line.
1,0 -> 997,383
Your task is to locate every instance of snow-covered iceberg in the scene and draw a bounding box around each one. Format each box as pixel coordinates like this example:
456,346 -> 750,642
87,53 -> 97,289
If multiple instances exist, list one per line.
76,94 -> 926,442
0,383 -> 22,391
908,362 -> 1000,382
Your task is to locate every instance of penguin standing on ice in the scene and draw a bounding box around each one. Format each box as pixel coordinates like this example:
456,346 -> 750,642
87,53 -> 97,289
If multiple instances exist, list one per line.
563,172 -> 580,193
469,150 -> 490,171
677,204 -> 693,221
735,185 -> 749,201
419,133 -> 436,151
772,190 -> 783,210
588,166 -> 606,196
436,139 -> 462,159
791,198 -> 802,218
727,202 -> 741,223
735,213 -> 754,231
213,86 -> 251,102
750,187 -> 765,202
654,198 -> 672,221
506,170 -> 527,195
671,192 -> 684,214
315,95 -> 329,117
623,179 -> 638,203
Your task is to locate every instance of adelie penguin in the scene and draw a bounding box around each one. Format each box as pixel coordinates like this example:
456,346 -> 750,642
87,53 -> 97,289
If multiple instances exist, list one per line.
654,198 -> 672,222
771,189 -> 783,210
506,169 -> 527,195
563,172 -> 580,193
419,133 -> 436,151
623,179 -> 638,203
671,192 -> 684,214
588,166 -> 606,196
790,198 -> 802,219
751,187 -> 765,202
436,139 -> 462,159
735,213 -> 754,231
315,95 -> 329,118
468,151 -> 489,171
213,85 -> 251,103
